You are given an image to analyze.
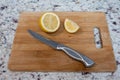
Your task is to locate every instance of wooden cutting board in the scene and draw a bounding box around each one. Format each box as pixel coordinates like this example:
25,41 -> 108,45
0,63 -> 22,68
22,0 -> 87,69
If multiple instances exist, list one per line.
8,12 -> 116,72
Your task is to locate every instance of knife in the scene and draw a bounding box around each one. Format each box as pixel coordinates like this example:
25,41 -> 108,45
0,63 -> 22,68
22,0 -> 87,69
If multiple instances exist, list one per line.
28,30 -> 95,67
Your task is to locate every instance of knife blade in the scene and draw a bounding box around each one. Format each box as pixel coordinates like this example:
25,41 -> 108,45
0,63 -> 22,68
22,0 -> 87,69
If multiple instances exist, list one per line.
28,30 -> 95,67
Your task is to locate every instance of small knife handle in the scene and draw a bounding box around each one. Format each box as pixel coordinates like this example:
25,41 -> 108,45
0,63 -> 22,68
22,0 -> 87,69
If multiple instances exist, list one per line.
57,45 -> 95,67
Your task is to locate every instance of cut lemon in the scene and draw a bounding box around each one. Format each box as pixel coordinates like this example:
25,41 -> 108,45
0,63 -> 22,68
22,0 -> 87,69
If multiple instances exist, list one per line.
39,12 -> 60,33
64,18 -> 80,33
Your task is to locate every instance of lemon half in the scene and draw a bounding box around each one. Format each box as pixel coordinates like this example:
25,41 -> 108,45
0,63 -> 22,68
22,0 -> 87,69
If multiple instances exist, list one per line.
39,12 -> 60,33
64,18 -> 80,33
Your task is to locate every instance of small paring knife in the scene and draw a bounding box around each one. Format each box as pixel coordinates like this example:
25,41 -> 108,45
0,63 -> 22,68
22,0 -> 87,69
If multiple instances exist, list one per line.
28,30 -> 95,67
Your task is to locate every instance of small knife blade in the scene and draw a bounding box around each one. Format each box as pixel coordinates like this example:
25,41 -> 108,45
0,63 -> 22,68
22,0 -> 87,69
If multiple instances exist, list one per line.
28,30 -> 59,49
28,30 -> 95,67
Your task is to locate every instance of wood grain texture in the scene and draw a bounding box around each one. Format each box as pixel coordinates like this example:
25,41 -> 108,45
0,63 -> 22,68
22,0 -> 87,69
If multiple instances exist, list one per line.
8,12 -> 116,72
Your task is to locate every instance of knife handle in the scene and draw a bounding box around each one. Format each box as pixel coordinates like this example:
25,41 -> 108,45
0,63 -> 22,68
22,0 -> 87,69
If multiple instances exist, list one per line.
57,45 -> 95,67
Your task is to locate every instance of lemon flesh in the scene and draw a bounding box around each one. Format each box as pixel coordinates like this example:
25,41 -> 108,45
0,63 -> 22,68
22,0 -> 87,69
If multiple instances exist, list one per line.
64,19 -> 80,33
39,12 -> 60,33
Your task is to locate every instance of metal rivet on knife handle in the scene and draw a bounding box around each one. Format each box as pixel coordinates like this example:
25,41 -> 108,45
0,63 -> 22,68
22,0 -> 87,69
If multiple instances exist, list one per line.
93,27 -> 102,48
